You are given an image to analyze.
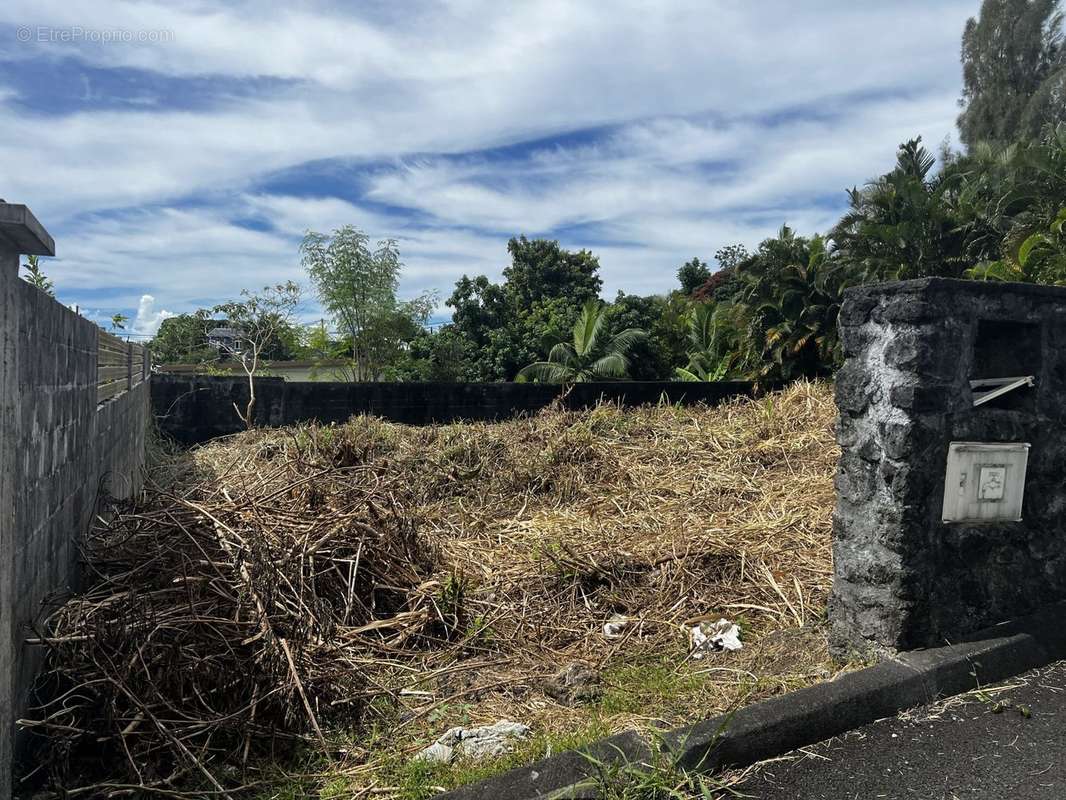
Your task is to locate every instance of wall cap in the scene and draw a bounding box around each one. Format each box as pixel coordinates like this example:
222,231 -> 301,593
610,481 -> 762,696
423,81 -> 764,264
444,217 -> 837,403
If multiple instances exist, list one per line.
0,202 -> 55,256
843,277 -> 1066,302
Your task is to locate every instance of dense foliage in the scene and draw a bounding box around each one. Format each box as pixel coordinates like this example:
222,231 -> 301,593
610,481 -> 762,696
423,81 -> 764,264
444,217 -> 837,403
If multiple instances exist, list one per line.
301,226 -> 437,381
958,0 -> 1065,148
516,300 -> 647,383
415,236 -> 606,381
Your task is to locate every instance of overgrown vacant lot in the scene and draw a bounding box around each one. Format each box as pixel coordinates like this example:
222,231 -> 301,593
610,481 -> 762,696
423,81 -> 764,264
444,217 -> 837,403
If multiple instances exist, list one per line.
27,381 -> 841,799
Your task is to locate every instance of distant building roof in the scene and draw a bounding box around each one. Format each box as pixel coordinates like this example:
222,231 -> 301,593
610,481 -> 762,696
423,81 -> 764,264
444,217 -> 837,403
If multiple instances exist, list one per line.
207,327 -> 241,338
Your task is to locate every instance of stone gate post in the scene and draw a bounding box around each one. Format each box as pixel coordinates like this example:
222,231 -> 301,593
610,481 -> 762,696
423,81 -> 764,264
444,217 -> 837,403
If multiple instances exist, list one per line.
830,278 -> 1066,657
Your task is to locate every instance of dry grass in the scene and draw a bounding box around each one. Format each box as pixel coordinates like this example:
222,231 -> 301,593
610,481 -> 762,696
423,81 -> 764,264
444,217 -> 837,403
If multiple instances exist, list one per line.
23,380 -> 841,799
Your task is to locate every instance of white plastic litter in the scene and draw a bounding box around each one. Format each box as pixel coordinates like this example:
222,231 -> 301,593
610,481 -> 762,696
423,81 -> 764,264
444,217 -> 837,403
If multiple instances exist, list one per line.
414,720 -> 531,764
688,618 -> 743,658
602,613 -> 632,639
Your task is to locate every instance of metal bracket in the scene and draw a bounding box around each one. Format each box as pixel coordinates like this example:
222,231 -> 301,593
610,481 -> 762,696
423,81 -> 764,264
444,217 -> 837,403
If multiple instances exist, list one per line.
970,376 -> 1035,407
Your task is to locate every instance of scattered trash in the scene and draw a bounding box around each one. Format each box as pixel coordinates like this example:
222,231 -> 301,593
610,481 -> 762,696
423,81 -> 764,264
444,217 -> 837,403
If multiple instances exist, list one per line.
603,613 -> 632,639
543,662 -> 602,706
415,721 -> 531,764
688,618 -> 743,658
416,741 -> 455,764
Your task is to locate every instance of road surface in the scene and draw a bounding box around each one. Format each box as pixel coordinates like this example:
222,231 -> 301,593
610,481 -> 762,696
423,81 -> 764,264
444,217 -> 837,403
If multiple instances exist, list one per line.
733,660 -> 1066,799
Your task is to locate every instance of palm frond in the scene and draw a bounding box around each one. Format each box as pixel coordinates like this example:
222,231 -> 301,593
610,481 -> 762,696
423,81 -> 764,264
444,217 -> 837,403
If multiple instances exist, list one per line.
604,327 -> 647,356
516,361 -> 575,384
588,352 -> 630,379
573,300 -> 607,356
547,342 -> 578,367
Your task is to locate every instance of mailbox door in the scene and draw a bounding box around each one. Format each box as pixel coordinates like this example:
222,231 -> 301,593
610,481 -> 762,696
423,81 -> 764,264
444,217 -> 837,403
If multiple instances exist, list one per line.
942,442 -> 1030,523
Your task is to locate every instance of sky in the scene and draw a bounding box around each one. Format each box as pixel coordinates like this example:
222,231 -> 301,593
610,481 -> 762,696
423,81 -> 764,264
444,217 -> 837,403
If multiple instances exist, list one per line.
0,0 -> 982,337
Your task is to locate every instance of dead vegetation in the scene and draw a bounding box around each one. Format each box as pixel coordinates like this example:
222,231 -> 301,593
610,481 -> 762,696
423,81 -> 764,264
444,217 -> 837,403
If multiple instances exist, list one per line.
21,380 -> 840,798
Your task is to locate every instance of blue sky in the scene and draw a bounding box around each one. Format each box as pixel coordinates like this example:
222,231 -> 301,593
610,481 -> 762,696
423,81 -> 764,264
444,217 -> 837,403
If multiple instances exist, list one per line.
0,0 -> 981,336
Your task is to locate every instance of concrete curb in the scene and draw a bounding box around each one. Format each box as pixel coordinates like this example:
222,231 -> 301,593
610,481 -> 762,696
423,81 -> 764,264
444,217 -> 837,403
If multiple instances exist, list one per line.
435,602 -> 1066,799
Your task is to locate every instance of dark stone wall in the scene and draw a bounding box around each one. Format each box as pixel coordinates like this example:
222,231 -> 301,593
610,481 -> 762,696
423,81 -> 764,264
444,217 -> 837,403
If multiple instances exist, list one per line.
152,374 -> 761,445
0,272 -> 149,796
829,278 -> 1066,656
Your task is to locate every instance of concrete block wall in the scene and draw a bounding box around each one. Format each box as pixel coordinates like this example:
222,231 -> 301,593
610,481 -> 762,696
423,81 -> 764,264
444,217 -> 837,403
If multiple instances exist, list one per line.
0,258 -> 149,798
151,374 -> 762,445
829,278 -> 1066,657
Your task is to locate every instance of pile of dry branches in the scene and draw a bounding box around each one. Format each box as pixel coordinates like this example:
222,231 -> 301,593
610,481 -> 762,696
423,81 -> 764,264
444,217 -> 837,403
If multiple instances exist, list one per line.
24,441 -> 441,796
23,380 -> 839,797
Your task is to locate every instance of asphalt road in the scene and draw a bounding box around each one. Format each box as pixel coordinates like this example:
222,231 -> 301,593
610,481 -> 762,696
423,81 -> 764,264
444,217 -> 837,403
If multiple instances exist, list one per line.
733,661 -> 1066,800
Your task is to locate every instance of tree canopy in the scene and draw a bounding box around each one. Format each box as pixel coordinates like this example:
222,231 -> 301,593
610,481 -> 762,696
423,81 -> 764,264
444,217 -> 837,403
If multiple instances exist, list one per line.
434,237 -> 608,381
517,300 -> 647,383
677,257 -> 712,295
958,0 -> 1066,147
301,225 -> 435,381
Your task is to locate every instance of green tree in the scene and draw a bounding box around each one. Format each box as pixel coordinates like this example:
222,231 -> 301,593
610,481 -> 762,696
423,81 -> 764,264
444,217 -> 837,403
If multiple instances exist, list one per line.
517,300 -> 646,383
605,291 -> 689,380
714,244 -> 750,272
675,303 -> 728,381
404,326 -> 480,382
212,282 -> 302,428
832,138 -> 968,282
21,254 -> 54,296
443,237 -> 605,381
958,0 -> 1065,148
692,244 -> 748,303
259,316 -> 303,361
967,206 -> 1066,282
502,236 -> 602,310
301,225 -> 436,381
744,230 -> 848,380
711,227 -> 851,382
299,319 -> 339,360
297,320 -> 353,379
677,257 -> 711,295
447,275 -> 507,352
150,311 -> 218,364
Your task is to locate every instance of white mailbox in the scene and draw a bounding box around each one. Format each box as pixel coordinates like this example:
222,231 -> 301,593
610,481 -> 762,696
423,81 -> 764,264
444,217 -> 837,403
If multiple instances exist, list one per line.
941,442 -> 1030,523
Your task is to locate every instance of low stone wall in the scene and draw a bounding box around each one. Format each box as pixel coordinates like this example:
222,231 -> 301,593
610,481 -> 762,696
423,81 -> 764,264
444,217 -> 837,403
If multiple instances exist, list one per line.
0,269 -> 149,796
152,374 -> 761,444
829,278 -> 1066,656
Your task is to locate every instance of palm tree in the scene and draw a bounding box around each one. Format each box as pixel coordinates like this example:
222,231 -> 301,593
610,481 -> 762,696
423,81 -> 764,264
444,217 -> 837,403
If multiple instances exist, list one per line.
517,300 -> 647,383
717,226 -> 851,382
832,137 -> 968,282
675,303 -> 729,381
967,206 -> 1066,284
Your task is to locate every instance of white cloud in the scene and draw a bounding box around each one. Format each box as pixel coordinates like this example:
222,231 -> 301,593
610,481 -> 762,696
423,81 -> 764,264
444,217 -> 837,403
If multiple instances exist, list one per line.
132,293 -> 174,336
0,0 -> 983,321
1,1 -> 979,220
362,90 -> 959,245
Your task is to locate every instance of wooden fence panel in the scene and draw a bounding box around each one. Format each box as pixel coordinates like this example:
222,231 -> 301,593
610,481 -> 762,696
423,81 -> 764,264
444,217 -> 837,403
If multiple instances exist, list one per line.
98,365 -> 127,382
97,334 -> 137,403
130,343 -> 146,387
97,379 -> 127,404
97,334 -> 151,404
